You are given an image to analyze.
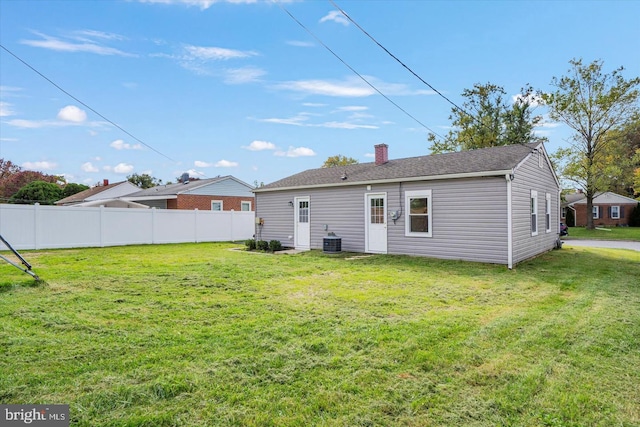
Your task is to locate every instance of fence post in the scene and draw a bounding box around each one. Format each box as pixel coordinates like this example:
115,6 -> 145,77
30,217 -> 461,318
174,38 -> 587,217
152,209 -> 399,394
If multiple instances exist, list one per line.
34,203 -> 40,250
230,210 -> 235,242
194,208 -> 199,243
151,207 -> 156,244
100,205 -> 105,247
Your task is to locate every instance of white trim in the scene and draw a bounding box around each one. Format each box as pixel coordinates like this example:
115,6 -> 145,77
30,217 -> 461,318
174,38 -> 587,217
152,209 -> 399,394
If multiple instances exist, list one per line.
611,205 -> 620,219
241,201 -> 252,211
506,175 -> 513,269
253,170 -> 513,193
545,193 -> 551,233
531,190 -> 538,236
364,192 -> 388,254
592,206 -> 599,219
123,195 -> 178,201
211,200 -> 223,211
404,189 -> 432,238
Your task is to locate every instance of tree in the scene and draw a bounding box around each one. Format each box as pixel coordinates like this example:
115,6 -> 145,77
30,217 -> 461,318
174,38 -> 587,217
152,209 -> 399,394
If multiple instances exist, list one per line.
322,155 -> 359,168
127,173 -> 163,189
9,180 -> 62,205
428,83 -> 544,153
0,170 -> 60,200
62,183 -> 90,198
543,59 -> 640,229
0,158 -> 21,181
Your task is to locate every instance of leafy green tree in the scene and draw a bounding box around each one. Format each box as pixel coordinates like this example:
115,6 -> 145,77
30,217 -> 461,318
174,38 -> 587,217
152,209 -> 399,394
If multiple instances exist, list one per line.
322,155 -> 359,168
9,180 -> 63,205
0,170 -> 60,200
428,83 -> 544,153
62,183 -> 90,198
543,59 -> 640,229
128,173 -> 163,189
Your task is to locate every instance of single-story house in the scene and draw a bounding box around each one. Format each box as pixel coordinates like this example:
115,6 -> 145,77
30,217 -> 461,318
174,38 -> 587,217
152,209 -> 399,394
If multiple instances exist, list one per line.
124,175 -> 255,211
254,142 -> 561,269
562,191 -> 638,226
56,180 -> 143,208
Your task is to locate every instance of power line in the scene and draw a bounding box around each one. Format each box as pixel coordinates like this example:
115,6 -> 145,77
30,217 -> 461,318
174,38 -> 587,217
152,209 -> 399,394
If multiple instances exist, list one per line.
275,2 -> 444,138
0,44 -> 177,163
329,0 -> 475,124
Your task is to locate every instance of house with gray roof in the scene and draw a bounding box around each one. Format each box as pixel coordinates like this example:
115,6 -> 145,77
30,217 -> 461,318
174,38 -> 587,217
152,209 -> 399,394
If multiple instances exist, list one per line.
56,179 -> 143,208
254,142 -> 561,268
562,191 -> 638,227
124,175 -> 255,211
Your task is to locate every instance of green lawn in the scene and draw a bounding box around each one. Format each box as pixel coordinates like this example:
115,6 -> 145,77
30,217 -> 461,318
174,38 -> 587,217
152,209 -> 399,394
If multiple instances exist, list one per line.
564,226 -> 640,241
1,243 -> 639,426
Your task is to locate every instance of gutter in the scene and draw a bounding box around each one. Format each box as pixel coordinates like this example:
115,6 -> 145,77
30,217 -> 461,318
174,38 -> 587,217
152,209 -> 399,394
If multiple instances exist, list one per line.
254,169 -> 513,193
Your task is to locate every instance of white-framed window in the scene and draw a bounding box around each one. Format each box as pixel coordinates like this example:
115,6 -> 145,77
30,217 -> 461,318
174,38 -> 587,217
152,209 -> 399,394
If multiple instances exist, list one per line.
545,193 -> 551,233
561,207 -> 567,218
211,200 -> 223,211
531,190 -> 538,236
592,206 -> 599,219
405,189 -> 432,237
538,150 -> 544,168
241,201 -> 251,211
611,206 -> 620,219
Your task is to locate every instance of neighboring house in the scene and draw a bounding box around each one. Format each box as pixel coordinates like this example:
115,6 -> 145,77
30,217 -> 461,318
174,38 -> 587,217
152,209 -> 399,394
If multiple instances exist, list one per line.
562,191 -> 638,226
124,175 -> 255,211
55,180 -> 144,208
254,143 -> 561,269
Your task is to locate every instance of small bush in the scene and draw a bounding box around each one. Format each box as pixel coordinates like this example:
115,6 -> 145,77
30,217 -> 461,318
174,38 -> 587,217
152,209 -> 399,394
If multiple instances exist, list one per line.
269,240 -> 282,252
244,239 -> 256,251
256,240 -> 269,251
630,203 -> 640,227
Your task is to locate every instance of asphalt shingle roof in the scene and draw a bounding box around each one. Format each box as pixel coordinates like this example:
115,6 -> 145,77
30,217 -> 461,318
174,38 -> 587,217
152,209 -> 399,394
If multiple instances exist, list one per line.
56,181 -> 128,204
257,143 -> 542,191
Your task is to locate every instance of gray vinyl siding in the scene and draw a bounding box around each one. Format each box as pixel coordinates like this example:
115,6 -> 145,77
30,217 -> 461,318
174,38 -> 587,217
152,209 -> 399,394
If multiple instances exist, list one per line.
138,199 -> 167,209
187,179 -> 253,197
511,152 -> 560,264
387,178 -> 508,264
257,176 -> 509,264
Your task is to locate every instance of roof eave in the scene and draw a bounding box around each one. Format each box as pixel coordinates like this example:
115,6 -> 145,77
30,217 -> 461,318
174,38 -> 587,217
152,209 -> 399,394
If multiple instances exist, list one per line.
253,169 -> 513,193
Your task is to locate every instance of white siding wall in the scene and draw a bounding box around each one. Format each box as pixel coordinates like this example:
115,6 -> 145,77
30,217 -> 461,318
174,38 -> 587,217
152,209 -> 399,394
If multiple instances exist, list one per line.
512,151 -> 560,263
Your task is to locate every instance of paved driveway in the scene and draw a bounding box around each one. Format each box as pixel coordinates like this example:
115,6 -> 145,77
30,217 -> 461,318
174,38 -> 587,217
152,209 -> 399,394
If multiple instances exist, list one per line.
562,239 -> 640,251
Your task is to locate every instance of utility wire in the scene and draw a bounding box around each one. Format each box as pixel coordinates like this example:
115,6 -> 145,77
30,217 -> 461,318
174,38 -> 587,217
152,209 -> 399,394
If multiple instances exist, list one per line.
275,2 -> 444,138
0,44 -> 177,162
329,0 -> 476,125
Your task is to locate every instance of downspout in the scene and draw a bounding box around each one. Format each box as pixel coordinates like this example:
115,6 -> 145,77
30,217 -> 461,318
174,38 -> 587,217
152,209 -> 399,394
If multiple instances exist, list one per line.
506,173 -> 513,270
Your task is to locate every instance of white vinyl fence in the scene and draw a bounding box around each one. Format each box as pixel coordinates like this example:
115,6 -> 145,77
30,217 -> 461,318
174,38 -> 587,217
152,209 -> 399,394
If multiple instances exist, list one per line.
0,204 -> 255,251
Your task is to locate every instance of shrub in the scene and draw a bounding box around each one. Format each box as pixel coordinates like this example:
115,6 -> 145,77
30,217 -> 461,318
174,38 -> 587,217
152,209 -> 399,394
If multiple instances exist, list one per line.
565,208 -> 575,227
244,239 -> 256,251
269,240 -> 282,252
256,240 -> 269,251
629,203 -> 640,227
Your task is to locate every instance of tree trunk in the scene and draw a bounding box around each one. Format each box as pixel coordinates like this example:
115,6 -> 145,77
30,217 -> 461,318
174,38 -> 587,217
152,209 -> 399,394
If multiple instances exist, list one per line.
586,194 -> 595,230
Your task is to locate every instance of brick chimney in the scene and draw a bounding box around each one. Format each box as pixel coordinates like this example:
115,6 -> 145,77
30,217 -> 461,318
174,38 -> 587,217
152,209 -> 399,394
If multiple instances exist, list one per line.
103,179 -> 109,186
374,143 -> 388,165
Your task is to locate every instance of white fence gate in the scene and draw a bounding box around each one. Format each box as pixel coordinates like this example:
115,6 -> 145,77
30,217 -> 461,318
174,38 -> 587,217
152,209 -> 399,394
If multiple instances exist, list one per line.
0,204 -> 255,251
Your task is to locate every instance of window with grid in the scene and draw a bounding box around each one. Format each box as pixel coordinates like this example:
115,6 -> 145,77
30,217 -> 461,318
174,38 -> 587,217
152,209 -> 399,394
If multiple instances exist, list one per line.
370,197 -> 385,224
298,200 -> 309,223
211,200 -> 223,211
241,201 -> 251,211
531,190 -> 538,236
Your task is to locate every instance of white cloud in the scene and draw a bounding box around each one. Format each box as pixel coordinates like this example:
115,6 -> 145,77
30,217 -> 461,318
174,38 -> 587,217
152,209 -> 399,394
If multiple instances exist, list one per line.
185,45 -> 257,60
335,106 -> 368,112
22,161 -> 57,170
72,29 -> 125,41
0,137 -> 19,142
223,66 -> 266,84
194,160 -> 213,167
81,162 -> 99,172
258,114 -> 310,126
512,92 -> 543,107
274,78 -> 374,97
138,0 -> 260,9
274,146 -> 316,158
256,114 -> 377,130
319,121 -> 378,130
319,11 -> 349,26
57,105 -> 87,122
364,153 -> 375,158
21,31 -> 134,56
113,163 -> 135,174
302,102 -> 327,107
0,101 -> 15,117
243,140 -> 277,151
286,40 -> 315,48
0,86 -> 23,97
214,160 -> 239,167
110,139 -> 142,150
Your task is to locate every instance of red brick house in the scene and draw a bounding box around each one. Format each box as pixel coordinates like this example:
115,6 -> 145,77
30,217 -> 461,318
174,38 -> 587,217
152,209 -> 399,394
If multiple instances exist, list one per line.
124,175 -> 255,211
562,191 -> 638,227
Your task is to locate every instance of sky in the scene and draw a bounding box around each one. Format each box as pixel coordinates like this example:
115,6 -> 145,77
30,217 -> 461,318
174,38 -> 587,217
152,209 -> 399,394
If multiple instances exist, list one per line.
1,0 -> 639,188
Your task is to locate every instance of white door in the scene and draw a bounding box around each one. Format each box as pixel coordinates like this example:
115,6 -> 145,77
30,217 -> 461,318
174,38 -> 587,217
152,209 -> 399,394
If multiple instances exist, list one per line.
365,193 -> 387,253
294,196 -> 310,250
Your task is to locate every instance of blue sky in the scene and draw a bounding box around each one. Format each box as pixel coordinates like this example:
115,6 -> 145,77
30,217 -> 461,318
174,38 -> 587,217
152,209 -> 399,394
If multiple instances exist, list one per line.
1,0 -> 639,187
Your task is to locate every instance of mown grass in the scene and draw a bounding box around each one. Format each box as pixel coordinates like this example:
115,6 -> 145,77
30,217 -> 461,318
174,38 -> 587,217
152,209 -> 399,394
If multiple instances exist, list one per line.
1,243 -> 639,426
565,226 -> 640,241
